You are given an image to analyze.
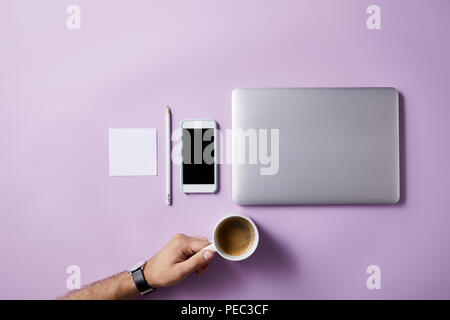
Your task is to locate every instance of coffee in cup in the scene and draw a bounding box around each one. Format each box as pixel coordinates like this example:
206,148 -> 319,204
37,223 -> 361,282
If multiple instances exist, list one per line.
216,216 -> 255,256
203,214 -> 259,261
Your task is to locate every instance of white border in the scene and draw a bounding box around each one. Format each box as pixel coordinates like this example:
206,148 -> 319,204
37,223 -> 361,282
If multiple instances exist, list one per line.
211,214 -> 259,261
180,119 -> 218,193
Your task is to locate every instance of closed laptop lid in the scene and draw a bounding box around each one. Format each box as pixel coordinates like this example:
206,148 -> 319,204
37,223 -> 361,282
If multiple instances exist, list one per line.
232,87 -> 400,205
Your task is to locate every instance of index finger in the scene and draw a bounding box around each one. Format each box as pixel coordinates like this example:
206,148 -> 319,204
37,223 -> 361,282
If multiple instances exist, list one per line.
183,236 -> 210,256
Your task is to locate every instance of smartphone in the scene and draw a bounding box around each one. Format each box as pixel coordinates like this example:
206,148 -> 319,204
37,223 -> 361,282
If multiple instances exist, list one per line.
180,119 -> 218,193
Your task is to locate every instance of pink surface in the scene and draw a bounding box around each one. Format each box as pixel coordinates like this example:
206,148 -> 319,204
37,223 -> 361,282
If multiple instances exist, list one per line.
1,0 -> 450,299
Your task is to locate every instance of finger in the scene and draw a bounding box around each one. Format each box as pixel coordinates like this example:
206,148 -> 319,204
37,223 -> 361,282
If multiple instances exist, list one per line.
179,249 -> 214,277
190,236 -> 210,248
196,262 -> 209,274
196,262 -> 210,275
182,236 -> 210,256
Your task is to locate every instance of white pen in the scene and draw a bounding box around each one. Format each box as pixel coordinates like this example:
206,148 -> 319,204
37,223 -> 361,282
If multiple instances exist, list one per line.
166,106 -> 172,205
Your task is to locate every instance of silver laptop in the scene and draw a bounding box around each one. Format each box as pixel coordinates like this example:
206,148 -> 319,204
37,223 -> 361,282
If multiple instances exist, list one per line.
232,88 -> 400,205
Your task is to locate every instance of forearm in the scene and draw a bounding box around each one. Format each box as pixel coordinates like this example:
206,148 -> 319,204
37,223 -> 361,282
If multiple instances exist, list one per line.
62,271 -> 139,300
60,234 -> 214,300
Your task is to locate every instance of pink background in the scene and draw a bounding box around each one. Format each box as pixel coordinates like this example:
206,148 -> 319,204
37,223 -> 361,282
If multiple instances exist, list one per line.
1,0 -> 450,299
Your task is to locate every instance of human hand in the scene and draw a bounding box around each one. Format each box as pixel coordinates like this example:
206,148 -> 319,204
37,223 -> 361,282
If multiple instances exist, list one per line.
143,233 -> 215,287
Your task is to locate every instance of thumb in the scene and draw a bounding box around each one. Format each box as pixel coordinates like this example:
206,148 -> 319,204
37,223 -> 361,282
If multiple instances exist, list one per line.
179,249 -> 214,276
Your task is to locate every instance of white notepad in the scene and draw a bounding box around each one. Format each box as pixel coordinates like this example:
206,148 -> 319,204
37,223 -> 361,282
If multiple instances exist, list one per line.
108,128 -> 157,176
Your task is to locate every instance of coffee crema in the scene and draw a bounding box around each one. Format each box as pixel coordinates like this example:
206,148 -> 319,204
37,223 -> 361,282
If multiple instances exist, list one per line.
215,216 -> 254,256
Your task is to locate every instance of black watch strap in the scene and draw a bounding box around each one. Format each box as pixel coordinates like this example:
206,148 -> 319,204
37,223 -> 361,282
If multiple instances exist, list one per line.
130,264 -> 155,295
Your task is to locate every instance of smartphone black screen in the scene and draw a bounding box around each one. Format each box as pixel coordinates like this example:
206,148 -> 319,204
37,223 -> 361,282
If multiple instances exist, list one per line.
182,128 -> 215,184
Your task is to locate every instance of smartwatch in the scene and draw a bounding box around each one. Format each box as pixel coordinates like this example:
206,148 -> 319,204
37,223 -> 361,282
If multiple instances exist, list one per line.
129,261 -> 155,295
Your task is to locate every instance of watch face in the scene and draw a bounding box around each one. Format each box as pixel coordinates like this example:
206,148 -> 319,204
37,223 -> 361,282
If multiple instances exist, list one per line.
128,260 -> 146,272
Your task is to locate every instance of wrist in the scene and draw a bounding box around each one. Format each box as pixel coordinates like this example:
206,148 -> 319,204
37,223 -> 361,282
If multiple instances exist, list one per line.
129,261 -> 156,295
143,259 -> 158,288
121,271 -> 141,299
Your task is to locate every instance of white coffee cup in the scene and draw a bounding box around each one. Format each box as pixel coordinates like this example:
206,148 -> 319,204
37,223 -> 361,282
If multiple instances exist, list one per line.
203,214 -> 259,261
